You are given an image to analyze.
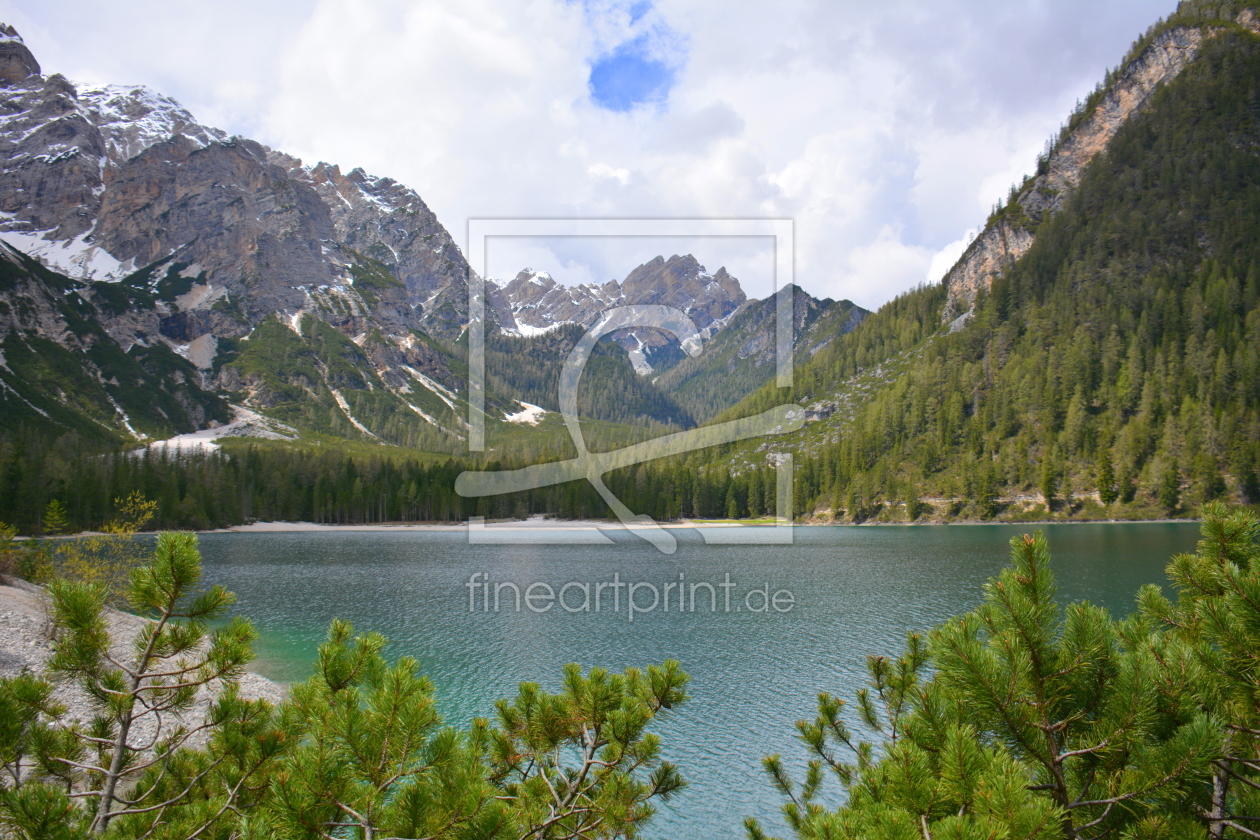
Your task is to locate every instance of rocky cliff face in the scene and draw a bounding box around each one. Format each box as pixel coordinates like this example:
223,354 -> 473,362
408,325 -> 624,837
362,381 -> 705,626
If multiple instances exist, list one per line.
0,24 -> 488,443
943,11 -> 1260,319
0,25 -> 38,85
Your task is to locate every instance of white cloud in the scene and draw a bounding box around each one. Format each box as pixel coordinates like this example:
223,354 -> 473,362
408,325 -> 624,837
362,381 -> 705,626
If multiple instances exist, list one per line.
4,0 -> 1178,308
840,225 -> 935,304
926,227 -> 979,287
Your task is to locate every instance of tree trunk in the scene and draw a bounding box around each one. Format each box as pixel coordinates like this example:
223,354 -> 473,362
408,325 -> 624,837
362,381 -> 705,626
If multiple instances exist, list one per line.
1207,763 -> 1228,840
92,710 -> 133,834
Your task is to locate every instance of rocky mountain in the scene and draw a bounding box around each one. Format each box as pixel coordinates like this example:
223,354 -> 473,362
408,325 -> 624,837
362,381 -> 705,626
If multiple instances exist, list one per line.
493,254 -> 747,375
487,254 -> 870,423
0,239 -> 231,441
941,4 -> 1260,324
654,285 -> 867,422
1,24 -> 832,450
0,25 -> 719,448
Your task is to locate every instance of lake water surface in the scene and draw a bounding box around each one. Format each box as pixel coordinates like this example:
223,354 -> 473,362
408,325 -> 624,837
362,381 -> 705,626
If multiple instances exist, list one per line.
197,522 -> 1200,839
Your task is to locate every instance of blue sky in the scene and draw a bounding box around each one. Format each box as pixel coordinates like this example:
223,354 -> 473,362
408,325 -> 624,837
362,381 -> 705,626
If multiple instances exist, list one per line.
1,0 -> 1180,307
589,35 -> 676,111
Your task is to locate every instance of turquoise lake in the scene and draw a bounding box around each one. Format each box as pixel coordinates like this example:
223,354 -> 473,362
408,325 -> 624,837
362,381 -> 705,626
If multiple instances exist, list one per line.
196,522 -> 1202,839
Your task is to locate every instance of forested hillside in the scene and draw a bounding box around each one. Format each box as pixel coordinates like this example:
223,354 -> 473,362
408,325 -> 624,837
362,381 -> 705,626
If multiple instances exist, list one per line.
702,20 -> 1260,522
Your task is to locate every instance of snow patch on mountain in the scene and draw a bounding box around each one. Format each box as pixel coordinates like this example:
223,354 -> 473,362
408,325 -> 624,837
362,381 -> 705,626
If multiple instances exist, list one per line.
142,406 -> 298,453
77,84 -> 227,167
401,365 -> 460,413
504,401 -> 546,425
330,388 -> 380,439
507,321 -> 567,338
0,231 -> 131,280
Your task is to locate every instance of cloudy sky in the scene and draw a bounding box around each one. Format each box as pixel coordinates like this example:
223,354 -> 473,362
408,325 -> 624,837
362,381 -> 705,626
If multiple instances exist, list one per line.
6,0 -> 1175,307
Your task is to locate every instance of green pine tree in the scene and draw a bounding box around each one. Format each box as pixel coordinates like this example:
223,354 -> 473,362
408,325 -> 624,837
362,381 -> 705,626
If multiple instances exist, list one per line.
752,530 -> 1227,840
1160,465 -> 1182,513
41,532 -> 264,835
1139,503 -> 1260,836
40,500 -> 70,536
1041,451 -> 1059,512
1097,456 -> 1118,505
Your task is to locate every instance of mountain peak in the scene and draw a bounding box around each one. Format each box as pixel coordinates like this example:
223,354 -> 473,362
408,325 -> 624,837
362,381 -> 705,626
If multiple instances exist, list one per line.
0,24 -> 39,85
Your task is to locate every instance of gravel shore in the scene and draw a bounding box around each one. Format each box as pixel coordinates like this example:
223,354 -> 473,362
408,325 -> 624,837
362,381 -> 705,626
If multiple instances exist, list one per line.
0,576 -> 287,751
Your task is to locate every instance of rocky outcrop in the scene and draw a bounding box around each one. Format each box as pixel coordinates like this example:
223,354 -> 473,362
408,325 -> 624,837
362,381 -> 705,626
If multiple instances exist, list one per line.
620,255 -> 745,331
941,223 -> 1034,318
97,138 -> 333,306
943,14 -> 1259,319
79,83 -> 227,169
1031,26 -> 1209,215
0,25 -> 39,85
299,160 -> 468,300
0,73 -> 106,242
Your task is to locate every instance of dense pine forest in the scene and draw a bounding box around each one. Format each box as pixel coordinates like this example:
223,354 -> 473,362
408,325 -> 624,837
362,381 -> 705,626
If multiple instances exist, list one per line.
0,430 -> 786,532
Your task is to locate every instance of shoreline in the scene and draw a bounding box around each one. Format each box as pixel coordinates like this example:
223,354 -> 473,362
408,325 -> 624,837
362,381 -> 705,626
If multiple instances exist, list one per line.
195,516 -> 1198,534
23,516 -> 1201,541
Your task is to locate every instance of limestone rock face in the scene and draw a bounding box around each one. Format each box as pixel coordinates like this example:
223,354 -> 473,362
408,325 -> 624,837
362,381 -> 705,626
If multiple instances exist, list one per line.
942,15 -> 1260,319
78,84 -> 228,168
622,256 -> 746,331
941,223 -> 1034,319
0,25 -> 39,84
300,160 -> 468,300
93,135 -> 338,318
0,73 -> 105,242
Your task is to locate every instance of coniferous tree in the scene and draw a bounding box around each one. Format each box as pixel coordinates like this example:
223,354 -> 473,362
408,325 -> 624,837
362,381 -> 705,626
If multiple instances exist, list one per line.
929,533 -> 1220,837
1140,503 -> 1260,836
258,619 -> 503,839
41,500 -> 70,536
42,532 -> 264,835
1097,456 -> 1118,506
746,634 -> 1061,840
752,530 -> 1229,840
1160,466 -> 1182,513
1041,452 -> 1060,512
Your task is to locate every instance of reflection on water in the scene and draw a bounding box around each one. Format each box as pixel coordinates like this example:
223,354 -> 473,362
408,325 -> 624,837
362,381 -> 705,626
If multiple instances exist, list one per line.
197,522 -> 1199,840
